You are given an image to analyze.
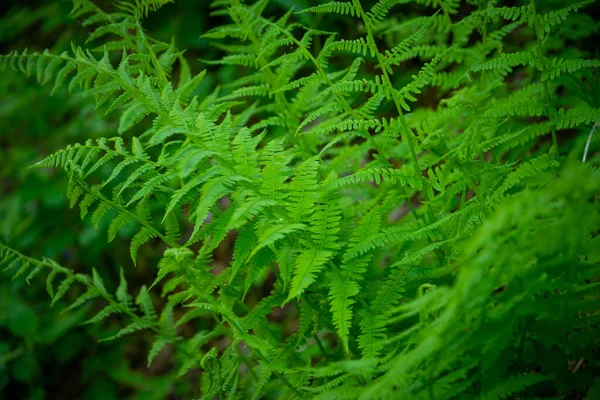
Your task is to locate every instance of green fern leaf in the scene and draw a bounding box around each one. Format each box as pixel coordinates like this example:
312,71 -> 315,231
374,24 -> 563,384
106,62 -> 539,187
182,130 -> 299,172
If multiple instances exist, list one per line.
130,227 -> 158,265
286,248 -> 332,302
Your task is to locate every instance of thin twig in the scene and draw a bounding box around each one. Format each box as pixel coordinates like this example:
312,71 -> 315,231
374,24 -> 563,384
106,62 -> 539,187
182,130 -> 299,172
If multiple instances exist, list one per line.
582,122 -> 599,162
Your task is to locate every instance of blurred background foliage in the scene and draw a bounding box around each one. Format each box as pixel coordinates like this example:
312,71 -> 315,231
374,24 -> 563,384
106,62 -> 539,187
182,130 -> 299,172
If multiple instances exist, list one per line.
0,0 -> 599,399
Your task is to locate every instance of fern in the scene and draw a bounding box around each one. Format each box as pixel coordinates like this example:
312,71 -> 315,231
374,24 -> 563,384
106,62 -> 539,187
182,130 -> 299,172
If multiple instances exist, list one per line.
299,2 -> 357,17
2,0 -> 600,398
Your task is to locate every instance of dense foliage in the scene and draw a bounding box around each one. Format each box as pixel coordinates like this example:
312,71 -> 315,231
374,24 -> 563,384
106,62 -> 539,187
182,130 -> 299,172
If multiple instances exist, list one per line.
1,0 -> 600,398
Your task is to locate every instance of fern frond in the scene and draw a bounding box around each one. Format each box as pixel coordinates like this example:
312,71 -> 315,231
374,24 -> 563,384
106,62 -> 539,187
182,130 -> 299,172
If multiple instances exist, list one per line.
537,0 -> 595,33
163,167 -> 219,219
99,321 -> 151,342
472,51 -> 537,74
286,249 -> 333,302
468,5 -> 528,23
542,57 -> 600,81
322,38 -> 372,58
384,12 -> 438,68
250,223 -> 306,258
491,154 -> 559,204
329,207 -> 382,354
259,138 -> 290,201
320,77 -> 388,99
346,211 -> 457,259
554,107 -> 600,129
397,45 -> 457,111
310,190 -> 343,251
328,168 -> 423,190
298,2 -> 357,17
232,128 -> 264,179
272,73 -> 321,94
228,198 -> 277,231
296,103 -> 343,134
286,157 -> 320,223
131,227 -> 159,265
113,0 -> 174,20
187,175 -> 245,244
147,337 -> 169,367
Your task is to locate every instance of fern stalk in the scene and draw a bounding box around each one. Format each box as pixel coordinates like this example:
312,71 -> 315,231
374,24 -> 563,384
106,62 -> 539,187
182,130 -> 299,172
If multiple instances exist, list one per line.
352,0 -> 421,176
353,0 -> 445,251
136,20 -> 169,84
530,0 -> 559,155
91,186 -> 179,247
232,0 -> 291,118
353,0 -> 453,247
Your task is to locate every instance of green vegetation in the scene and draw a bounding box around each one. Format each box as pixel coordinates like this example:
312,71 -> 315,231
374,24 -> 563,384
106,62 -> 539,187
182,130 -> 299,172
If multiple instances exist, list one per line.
1,0 -> 599,398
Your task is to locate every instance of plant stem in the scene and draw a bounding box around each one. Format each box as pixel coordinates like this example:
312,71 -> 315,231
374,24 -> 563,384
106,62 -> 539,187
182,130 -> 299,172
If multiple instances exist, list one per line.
583,122 -> 598,162
530,0 -> 559,155
313,334 -> 332,361
353,0 -> 446,243
273,370 -> 304,397
352,0 -> 422,177
92,186 -> 178,247
136,21 -> 169,84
